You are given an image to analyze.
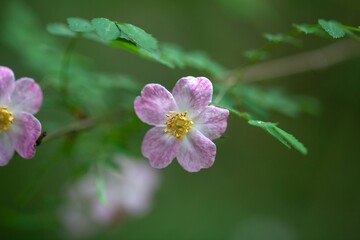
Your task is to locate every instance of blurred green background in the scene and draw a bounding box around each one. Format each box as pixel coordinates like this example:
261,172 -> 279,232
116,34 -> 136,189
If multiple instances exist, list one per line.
0,0 -> 359,239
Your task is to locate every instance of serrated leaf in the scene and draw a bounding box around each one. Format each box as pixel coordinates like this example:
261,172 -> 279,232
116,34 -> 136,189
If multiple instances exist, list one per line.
91,18 -> 120,41
293,23 -> 320,34
318,19 -> 345,38
274,127 -> 308,154
248,120 -> 307,154
67,17 -> 94,32
47,23 -> 75,37
116,23 -> 158,52
109,40 -> 174,68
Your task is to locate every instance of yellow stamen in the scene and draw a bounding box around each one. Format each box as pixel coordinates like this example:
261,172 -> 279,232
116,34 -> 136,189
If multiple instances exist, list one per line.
164,111 -> 193,140
0,106 -> 14,133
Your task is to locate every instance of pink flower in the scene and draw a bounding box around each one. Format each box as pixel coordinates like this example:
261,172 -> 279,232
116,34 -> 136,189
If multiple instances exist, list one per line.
60,156 -> 160,238
0,66 -> 42,166
134,76 -> 229,172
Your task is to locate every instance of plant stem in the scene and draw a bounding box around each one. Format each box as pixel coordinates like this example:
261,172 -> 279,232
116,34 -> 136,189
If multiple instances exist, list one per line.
60,34 -> 81,96
214,39 -> 360,105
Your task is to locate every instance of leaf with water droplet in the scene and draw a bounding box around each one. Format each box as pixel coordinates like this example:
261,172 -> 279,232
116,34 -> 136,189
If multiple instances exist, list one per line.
91,18 -> 120,41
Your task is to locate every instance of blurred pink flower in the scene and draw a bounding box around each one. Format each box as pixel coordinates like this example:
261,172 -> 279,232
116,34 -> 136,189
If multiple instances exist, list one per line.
134,76 -> 229,172
60,156 -> 160,238
0,66 -> 42,166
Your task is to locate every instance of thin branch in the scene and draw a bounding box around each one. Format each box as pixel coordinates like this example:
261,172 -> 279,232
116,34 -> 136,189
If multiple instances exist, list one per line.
242,39 -> 360,82
39,110 -> 126,144
41,117 -> 96,144
41,41 -> 360,143
214,39 -> 360,104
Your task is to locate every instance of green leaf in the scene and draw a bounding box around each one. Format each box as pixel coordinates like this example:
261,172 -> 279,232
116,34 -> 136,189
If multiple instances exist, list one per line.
160,44 -> 225,75
109,40 -> 174,68
293,23 -> 320,34
248,120 -> 308,154
185,51 -> 225,76
47,23 -> 75,37
318,19 -> 345,38
91,18 -> 120,41
263,33 -> 302,47
116,23 -> 158,52
67,17 -> 94,32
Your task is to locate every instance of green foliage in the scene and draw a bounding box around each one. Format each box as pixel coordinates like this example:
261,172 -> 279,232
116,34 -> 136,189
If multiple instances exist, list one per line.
161,44 -> 225,76
248,120 -> 308,154
318,19 -> 346,38
46,17 -> 225,75
232,85 -> 320,117
67,17 -> 94,32
116,23 -> 159,52
47,23 -> 76,37
263,33 -> 302,47
293,23 -> 320,34
243,49 -> 268,61
245,19 -> 360,65
91,18 -> 120,41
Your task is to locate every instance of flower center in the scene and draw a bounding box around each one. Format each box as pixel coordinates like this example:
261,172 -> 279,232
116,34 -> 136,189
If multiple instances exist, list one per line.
0,106 -> 14,133
164,111 -> 193,140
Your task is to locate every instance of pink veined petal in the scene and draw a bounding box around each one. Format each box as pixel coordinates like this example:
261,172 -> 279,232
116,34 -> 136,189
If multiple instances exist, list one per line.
8,112 -> 41,159
172,76 -> 213,118
193,106 -> 229,140
134,84 -> 177,126
141,127 -> 178,169
0,66 -> 15,105
177,129 -> 216,172
0,133 -> 15,166
10,78 -> 43,114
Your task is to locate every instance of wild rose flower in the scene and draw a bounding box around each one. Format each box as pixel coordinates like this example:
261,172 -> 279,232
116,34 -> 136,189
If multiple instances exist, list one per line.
60,156 -> 160,238
0,66 -> 42,166
134,76 -> 229,172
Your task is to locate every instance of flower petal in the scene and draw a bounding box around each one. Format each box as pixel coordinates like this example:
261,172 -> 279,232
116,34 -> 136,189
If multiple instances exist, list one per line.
8,112 -> 41,159
172,76 -> 213,117
0,66 -> 15,105
135,84 -> 177,126
177,130 -> 216,172
141,127 -> 178,169
0,133 -> 15,166
194,106 -> 229,140
10,78 -> 43,114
